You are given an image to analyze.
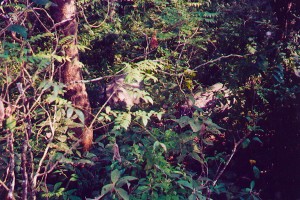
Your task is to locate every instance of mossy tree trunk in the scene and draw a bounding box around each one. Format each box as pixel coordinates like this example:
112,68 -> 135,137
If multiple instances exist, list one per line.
52,0 -> 93,151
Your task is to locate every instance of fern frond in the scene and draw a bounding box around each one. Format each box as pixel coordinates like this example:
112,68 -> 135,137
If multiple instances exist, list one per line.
186,3 -> 202,8
58,36 -> 74,45
28,32 -> 54,43
135,60 -> 164,72
115,112 -> 131,130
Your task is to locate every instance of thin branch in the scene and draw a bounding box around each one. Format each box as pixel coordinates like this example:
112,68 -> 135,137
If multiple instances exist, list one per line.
88,89 -> 117,129
32,103 -> 57,188
32,7 -> 55,29
0,3 -> 34,37
50,18 -> 74,31
7,131 -> 15,200
36,140 -> 81,178
17,83 -> 29,200
193,54 -> 250,71
78,0 -> 110,28
212,130 -> 252,186
31,9 -> 51,33
68,73 -> 125,85
0,180 -> 9,191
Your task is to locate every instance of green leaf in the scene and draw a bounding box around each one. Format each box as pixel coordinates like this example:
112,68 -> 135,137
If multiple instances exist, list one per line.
32,0 -> 51,5
69,196 -> 81,200
64,189 -> 77,195
142,115 -> 148,126
46,94 -> 57,103
115,188 -> 129,200
190,152 -> 204,164
242,138 -> 251,148
204,118 -> 225,130
54,182 -> 63,192
105,106 -> 111,114
189,119 -> 202,132
57,135 -> 67,142
74,109 -> 85,124
115,112 -> 131,130
253,137 -> 263,144
6,115 -> 16,131
253,166 -> 260,179
7,25 -> 27,39
69,174 -> 78,182
100,184 -> 114,197
76,159 -> 94,165
177,180 -> 193,190
160,142 -> 167,152
156,112 -> 163,120
66,107 -> 74,118
188,194 -> 197,200
153,141 -> 167,152
174,116 -> 190,128
39,80 -> 53,91
111,169 -> 121,183
250,180 -> 255,189
116,176 -> 137,188
56,142 -> 70,152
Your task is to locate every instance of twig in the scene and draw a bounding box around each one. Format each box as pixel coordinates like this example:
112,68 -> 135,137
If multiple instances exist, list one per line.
50,18 -> 74,31
7,131 -> 15,200
31,9 -> 51,33
17,83 -> 30,199
32,103 -> 57,188
68,73 -> 125,85
0,179 -> 9,191
32,7 -> 55,28
193,54 -> 250,70
78,0 -> 110,28
0,3 -> 34,37
133,121 -> 158,141
88,88 -> 117,129
212,130 -> 252,186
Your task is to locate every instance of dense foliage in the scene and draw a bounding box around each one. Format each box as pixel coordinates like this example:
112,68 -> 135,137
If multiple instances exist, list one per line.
0,0 -> 300,199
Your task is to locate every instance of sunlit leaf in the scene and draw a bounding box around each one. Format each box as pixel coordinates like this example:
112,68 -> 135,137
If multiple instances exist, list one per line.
153,141 -> 167,152
111,169 -> 121,183
174,116 -> 190,128
105,106 -> 111,114
6,115 -> 16,131
74,109 -> 85,124
189,119 -> 202,132
116,176 -> 137,188
69,174 -> 78,182
115,188 -> 129,200
57,135 -> 67,142
76,159 -> 94,165
67,107 -> 74,118
100,184 -> 114,197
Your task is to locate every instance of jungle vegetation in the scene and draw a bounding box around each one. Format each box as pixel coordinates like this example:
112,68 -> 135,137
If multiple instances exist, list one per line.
0,0 -> 300,199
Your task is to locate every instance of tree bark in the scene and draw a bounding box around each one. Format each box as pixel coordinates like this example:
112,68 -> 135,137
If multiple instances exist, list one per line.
270,0 -> 294,40
52,0 -> 93,151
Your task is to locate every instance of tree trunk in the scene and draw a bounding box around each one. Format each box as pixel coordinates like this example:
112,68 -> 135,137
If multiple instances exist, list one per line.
271,0 -> 294,40
53,0 -> 93,151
